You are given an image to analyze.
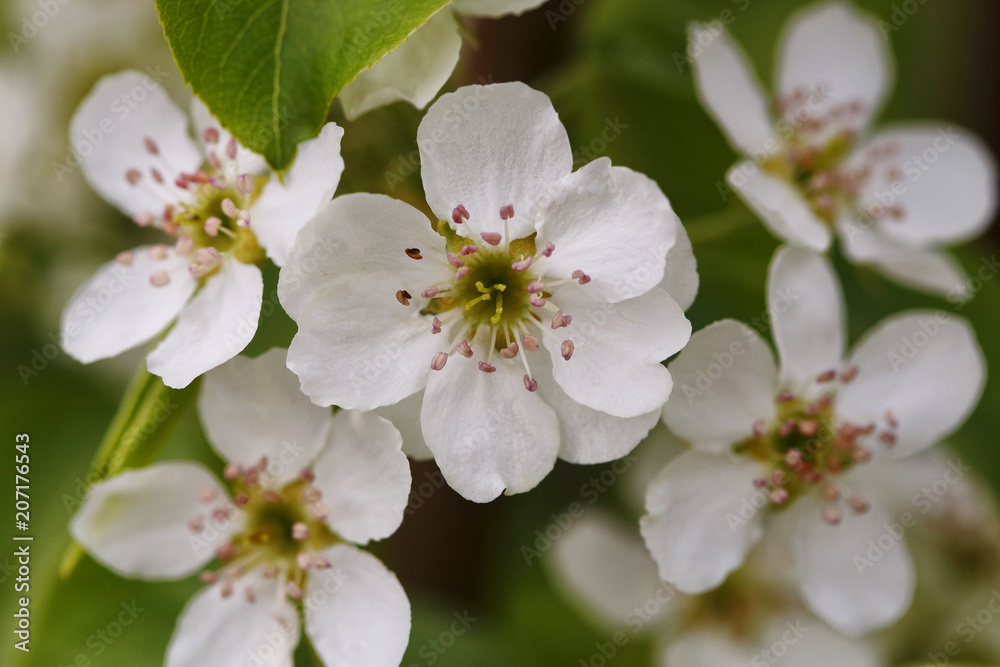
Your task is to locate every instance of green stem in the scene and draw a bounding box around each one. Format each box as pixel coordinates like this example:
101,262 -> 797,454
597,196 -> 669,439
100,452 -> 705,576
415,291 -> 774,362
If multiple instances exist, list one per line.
60,367 -> 200,579
305,632 -> 325,667
89,362 -> 157,479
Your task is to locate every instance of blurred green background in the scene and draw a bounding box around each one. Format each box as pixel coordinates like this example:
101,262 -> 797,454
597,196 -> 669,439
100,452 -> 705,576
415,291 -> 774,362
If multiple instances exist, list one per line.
1,0 -> 999,665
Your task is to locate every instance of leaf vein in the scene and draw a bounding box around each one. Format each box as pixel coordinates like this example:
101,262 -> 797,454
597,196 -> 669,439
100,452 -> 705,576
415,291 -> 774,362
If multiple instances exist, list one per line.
271,0 -> 290,166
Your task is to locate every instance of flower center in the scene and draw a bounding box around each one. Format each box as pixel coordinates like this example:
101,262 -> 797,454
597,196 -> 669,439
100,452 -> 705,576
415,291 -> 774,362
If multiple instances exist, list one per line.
451,246 -> 535,333
186,459 -> 336,602
735,366 -> 901,525
115,130 -> 266,287
395,206 -> 592,392
762,90 -> 907,226
172,179 -> 266,266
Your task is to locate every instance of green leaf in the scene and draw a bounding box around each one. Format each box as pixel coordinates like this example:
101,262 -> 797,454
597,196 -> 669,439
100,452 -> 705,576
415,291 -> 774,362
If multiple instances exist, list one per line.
156,0 -> 452,169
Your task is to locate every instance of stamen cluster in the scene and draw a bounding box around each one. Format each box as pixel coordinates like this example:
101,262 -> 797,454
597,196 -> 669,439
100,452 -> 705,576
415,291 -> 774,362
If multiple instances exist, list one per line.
116,130 -> 264,286
394,205 -> 593,393
186,457 -> 337,603
738,365 -> 900,525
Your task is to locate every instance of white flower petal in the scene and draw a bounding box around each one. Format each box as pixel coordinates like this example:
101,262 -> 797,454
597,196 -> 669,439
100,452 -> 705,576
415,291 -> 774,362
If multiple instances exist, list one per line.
872,248 -> 970,298
339,9 -> 462,119
552,510 -> 674,630
61,245 -> 196,363
776,2 -> 891,132
375,390 -> 434,461
794,495 -> 915,637
278,193 -> 448,321
837,312 -> 985,458
249,123 -> 345,266
147,259 -> 263,389
535,158 -> 679,302
189,96 -> 268,175
70,462 -> 234,579
688,23 -> 776,158
417,82 -> 572,240
727,161 -> 832,251
280,196 -> 451,411
623,424 -> 687,515
421,353 -> 560,502
662,320 -> 778,454
759,617 -> 882,667
532,349 -> 660,465
768,245 -> 845,390
855,125 -> 998,246
452,0 -> 545,17
640,451 -> 767,594
70,70 -> 201,217
544,285 -> 690,418
664,631 -> 755,667
305,544 -> 410,667
286,290 -> 442,410
166,570 -> 298,667
198,348 -> 332,483
659,220 -> 699,311
311,410 -> 410,544
836,216 -> 974,299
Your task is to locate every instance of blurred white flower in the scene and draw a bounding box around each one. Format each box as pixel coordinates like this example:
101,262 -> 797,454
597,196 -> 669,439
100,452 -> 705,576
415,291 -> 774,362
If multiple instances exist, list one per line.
60,70 -> 344,388
339,0 -> 547,119
280,82 -> 696,502
8,0 -> 185,229
0,64 -> 37,225
552,510 -> 884,667
71,348 -> 412,667
645,245 -> 985,637
690,1 -> 997,296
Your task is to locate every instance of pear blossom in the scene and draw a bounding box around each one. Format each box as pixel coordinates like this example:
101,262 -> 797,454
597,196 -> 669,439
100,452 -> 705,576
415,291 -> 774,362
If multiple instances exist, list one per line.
690,1 -> 997,296
339,0 -> 547,119
60,70 -> 345,388
643,245 -> 985,637
553,511 -> 884,667
70,348 -> 412,667
280,82 -> 695,502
